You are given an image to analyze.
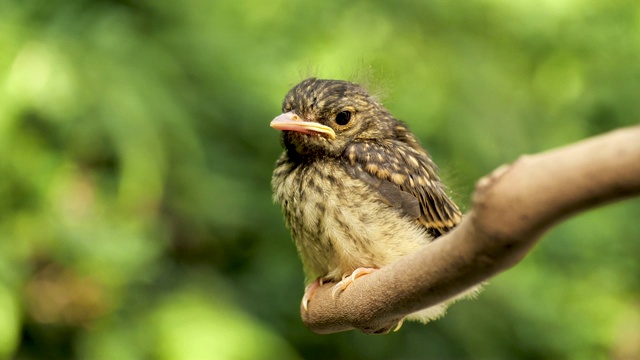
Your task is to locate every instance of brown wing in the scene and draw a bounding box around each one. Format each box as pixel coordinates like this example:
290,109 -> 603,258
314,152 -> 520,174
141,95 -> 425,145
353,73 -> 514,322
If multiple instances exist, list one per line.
343,165 -> 422,219
343,123 -> 462,238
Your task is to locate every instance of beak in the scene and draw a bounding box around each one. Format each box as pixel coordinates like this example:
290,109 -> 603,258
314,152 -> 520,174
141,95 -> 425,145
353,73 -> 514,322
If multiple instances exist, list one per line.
270,111 -> 336,139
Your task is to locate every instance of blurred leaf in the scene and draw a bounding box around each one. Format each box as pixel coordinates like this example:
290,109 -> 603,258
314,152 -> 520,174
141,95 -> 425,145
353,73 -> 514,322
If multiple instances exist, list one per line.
0,283 -> 20,360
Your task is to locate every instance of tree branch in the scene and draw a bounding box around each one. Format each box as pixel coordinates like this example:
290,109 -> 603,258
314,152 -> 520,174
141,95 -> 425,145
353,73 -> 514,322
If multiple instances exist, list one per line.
301,125 -> 640,334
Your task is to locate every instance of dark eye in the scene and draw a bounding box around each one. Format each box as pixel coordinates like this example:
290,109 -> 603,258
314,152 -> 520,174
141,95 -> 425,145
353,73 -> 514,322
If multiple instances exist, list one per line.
334,111 -> 352,126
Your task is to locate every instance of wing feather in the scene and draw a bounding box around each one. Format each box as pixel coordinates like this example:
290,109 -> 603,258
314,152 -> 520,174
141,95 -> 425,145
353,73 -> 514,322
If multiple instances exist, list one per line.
343,122 -> 462,238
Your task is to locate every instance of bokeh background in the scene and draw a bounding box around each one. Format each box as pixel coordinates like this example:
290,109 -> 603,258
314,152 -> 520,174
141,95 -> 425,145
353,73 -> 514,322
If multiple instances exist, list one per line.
1,0 -> 639,359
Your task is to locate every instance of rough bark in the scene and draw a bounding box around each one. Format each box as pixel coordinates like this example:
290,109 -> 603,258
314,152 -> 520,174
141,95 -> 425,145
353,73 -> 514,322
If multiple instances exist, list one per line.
301,125 -> 640,334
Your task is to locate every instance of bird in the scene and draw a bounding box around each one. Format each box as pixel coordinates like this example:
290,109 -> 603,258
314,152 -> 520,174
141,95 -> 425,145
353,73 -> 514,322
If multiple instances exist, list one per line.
270,77 -> 473,326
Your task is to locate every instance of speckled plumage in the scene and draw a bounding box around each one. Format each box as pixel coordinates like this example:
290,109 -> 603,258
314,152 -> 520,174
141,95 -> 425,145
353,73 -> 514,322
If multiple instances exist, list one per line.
271,78 -> 469,323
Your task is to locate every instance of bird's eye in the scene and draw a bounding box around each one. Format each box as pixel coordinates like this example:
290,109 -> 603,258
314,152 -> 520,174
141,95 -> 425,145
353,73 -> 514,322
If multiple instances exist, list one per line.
334,111 -> 352,126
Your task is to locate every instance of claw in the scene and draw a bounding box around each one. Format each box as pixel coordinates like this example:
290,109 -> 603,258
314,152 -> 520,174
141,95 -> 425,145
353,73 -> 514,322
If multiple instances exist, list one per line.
302,278 -> 324,311
393,318 -> 405,332
331,267 -> 377,299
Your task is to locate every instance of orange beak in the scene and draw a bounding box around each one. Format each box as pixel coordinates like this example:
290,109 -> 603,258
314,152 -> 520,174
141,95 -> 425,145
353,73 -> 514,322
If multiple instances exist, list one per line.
270,111 -> 336,139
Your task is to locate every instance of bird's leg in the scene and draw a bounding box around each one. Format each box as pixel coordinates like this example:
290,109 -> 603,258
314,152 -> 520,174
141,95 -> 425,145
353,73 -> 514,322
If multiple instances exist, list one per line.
331,267 -> 378,299
302,277 -> 325,311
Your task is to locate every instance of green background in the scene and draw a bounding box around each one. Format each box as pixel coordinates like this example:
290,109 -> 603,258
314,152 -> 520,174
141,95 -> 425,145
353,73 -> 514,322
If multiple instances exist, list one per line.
1,0 -> 639,359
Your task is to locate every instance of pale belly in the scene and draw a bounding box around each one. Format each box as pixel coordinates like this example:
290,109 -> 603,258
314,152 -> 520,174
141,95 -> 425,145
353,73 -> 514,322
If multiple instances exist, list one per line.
273,160 -> 433,282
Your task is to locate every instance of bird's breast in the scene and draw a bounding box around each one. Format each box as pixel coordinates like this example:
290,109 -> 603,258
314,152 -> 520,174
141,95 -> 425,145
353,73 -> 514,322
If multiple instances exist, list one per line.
272,157 -> 433,283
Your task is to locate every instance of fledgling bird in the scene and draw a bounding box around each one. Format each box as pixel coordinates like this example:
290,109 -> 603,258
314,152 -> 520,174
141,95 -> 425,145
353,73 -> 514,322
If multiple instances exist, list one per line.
271,78 -> 473,325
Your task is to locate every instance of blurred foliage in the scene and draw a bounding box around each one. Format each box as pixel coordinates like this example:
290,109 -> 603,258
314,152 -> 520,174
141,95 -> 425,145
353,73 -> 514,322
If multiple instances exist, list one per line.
1,0 -> 639,359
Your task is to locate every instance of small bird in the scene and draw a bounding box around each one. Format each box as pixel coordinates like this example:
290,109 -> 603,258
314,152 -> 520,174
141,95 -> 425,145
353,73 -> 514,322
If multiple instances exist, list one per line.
271,78 -> 470,325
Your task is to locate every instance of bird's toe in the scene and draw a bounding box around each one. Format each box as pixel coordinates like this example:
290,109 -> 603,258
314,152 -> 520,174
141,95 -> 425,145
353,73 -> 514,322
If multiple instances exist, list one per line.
331,267 -> 377,299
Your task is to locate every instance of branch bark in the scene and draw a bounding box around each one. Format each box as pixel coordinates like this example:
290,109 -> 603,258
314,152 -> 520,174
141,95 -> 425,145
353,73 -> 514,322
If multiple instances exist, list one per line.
301,125 -> 640,334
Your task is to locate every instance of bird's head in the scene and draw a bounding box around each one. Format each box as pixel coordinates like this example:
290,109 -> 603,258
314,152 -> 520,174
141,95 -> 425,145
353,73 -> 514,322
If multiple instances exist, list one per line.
271,78 -> 396,158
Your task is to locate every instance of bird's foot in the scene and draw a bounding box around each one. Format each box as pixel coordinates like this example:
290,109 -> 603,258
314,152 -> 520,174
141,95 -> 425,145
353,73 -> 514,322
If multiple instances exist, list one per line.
331,267 -> 377,299
302,277 -> 325,311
